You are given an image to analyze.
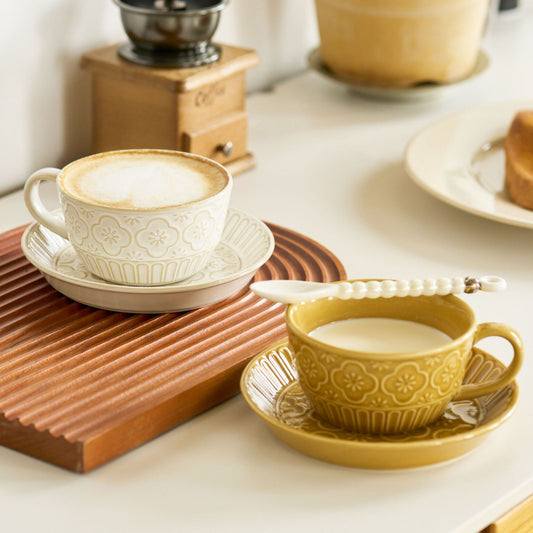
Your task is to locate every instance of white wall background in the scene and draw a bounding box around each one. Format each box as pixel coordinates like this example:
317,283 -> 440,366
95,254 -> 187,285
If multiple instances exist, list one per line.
0,0 -> 319,195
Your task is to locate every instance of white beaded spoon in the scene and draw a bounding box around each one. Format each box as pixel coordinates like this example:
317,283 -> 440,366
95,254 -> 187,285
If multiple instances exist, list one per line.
250,276 -> 506,304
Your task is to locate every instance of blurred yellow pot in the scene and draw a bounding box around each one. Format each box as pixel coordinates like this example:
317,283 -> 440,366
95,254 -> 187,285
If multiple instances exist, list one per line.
314,0 -> 490,86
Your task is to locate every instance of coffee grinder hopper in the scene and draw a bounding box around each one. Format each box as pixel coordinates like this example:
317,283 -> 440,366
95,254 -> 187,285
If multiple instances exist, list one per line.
113,0 -> 229,68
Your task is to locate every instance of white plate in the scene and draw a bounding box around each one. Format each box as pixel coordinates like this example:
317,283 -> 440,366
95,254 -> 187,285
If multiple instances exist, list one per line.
404,101 -> 533,228
21,209 -> 275,313
308,48 -> 490,102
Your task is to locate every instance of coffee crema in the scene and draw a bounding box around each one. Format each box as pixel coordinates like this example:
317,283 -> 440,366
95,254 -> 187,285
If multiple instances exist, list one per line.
61,151 -> 227,209
309,317 -> 452,353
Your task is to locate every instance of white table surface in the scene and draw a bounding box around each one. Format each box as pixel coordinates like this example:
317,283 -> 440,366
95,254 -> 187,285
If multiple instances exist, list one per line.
2,8 -> 533,533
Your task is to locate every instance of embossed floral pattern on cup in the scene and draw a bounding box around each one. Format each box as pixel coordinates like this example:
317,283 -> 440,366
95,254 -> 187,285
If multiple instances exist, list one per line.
64,205 -> 89,246
92,215 -> 132,256
64,189 -> 231,285
289,328 -> 473,433
240,342 -> 520,469
331,361 -> 378,403
382,362 -> 429,405
24,150 -> 233,286
184,211 -> 217,250
136,218 -> 180,258
286,290 -> 523,434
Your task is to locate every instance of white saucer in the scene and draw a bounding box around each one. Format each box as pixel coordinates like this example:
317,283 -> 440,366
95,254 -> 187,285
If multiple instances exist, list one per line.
21,209 -> 275,313
308,48 -> 490,102
405,101 -> 533,229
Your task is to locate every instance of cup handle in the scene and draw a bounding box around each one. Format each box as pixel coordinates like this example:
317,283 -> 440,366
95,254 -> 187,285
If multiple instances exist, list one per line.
454,322 -> 523,401
24,168 -> 68,239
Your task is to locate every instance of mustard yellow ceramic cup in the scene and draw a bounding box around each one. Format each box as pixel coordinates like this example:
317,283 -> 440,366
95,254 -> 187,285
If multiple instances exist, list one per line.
286,286 -> 523,434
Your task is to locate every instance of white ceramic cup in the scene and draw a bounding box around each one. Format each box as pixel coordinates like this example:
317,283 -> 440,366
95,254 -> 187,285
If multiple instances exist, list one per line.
24,149 -> 232,286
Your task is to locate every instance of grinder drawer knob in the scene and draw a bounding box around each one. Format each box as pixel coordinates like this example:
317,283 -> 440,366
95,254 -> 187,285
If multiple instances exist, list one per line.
217,141 -> 233,158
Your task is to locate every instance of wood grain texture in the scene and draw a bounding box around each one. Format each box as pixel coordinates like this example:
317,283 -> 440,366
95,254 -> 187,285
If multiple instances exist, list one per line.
182,112 -> 248,164
81,43 -> 257,174
0,224 -> 345,472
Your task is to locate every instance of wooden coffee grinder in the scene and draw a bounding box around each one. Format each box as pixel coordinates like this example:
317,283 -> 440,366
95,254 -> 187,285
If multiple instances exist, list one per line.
80,0 -> 259,175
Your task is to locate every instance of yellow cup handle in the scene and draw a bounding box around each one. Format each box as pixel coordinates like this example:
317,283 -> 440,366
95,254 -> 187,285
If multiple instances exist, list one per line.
454,322 -> 523,401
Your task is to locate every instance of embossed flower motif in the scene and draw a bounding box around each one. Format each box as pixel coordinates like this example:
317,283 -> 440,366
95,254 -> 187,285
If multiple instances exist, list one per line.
102,227 -> 119,244
123,215 -> 142,226
174,213 -> 191,224
344,372 -> 367,393
440,368 -> 454,384
169,247 -> 188,258
304,361 -> 321,381
86,243 -> 100,253
383,362 -> 428,405
321,387 -> 340,401
369,396 -> 389,408
431,350 -> 462,395
183,211 -> 216,250
320,352 -> 337,365
136,218 -> 179,258
395,373 -> 418,394
417,391 -> 435,405
78,207 -> 96,219
296,346 -> 327,391
331,362 -> 378,403
64,205 -> 89,246
92,216 -> 132,256
149,228 -> 168,247
424,355 -> 441,368
370,361 -> 390,372
126,250 -> 144,261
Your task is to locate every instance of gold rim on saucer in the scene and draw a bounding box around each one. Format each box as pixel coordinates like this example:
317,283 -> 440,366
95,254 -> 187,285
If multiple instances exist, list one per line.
240,341 -> 518,470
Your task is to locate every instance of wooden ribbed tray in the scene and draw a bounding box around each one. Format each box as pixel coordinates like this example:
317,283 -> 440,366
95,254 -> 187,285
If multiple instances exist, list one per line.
0,223 -> 345,472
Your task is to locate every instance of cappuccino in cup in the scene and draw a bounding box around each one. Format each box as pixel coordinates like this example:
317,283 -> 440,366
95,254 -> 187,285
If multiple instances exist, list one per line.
25,149 -> 232,286
61,151 -> 227,210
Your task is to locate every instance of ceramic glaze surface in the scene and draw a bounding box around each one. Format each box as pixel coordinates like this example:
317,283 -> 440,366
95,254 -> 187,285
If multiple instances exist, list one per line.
286,291 -> 523,434
405,101 -> 533,229
276,383 -> 483,442
24,150 -> 232,285
21,209 -> 275,313
314,0 -> 489,86
240,343 -> 518,469
290,325 -> 472,433
308,48 -> 490,102
59,190 -> 230,285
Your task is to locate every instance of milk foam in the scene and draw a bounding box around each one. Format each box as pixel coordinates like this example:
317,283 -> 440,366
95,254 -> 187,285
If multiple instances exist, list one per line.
309,318 -> 452,353
62,153 -> 226,209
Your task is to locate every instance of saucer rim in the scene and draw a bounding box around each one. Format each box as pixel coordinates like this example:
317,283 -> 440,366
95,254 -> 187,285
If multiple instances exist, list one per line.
403,100 -> 533,230
241,341 -> 519,452
307,47 -> 490,97
21,208 -> 275,295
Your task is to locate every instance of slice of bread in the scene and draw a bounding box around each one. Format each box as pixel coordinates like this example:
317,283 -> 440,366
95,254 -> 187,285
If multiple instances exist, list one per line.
505,111 -> 533,210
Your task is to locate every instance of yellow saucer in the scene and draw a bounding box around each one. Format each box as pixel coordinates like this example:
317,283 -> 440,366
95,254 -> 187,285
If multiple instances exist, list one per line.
240,342 -> 518,470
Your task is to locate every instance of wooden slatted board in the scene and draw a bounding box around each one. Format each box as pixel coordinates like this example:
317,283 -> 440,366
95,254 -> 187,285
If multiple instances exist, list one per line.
0,223 -> 345,472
